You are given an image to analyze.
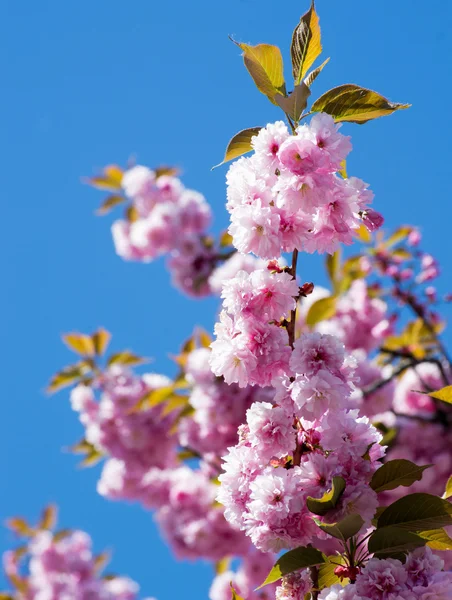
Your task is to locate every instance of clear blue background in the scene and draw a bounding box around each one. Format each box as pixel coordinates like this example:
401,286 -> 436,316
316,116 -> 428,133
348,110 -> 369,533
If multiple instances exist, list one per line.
2,0 -> 451,597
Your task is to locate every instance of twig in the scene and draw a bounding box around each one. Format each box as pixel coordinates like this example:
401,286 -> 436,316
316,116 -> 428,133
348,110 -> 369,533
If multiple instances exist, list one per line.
287,249 -> 299,350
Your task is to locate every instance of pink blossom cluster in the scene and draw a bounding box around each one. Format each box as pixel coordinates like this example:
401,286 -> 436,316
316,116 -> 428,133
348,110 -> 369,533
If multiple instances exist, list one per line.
317,280 -> 393,353
275,569 -> 312,600
3,529 -> 153,600
113,166 -> 211,262
382,364 -> 452,499
178,347 -> 274,456
111,165 -> 219,296
318,547 -> 452,599
133,466 -> 250,560
226,115 -> 382,259
70,366 -> 178,474
218,332 -> 385,553
209,267 -> 298,387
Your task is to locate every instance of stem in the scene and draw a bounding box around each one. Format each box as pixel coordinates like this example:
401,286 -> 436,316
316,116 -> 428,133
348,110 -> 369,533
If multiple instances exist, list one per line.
287,249 -> 299,349
309,565 -> 319,600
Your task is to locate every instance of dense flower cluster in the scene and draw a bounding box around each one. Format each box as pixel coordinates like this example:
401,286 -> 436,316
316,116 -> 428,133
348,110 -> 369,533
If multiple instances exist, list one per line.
317,280 -> 393,353
113,166 -> 211,263
218,332 -> 385,553
179,346 -> 274,456
226,115 -> 382,259
210,267 -> 298,387
71,366 -> 178,474
3,528 -> 153,600
318,547 -> 452,599
69,354 -> 267,562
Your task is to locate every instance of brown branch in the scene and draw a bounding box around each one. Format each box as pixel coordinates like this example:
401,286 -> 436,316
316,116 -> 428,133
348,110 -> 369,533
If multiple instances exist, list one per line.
287,249 -> 299,350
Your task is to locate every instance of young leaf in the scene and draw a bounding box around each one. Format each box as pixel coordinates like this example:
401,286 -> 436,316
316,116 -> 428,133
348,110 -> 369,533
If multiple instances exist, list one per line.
161,394 -> 190,417
80,446 -> 104,468
233,41 -> 286,104
39,505 -> 57,530
326,250 -> 341,294
63,333 -> 96,357
370,460 -> 432,494
133,386 -> 175,411
96,194 -> 125,215
198,328 -> 212,348
230,584 -> 244,600
219,230 -> 234,247
154,165 -> 180,179
382,225 -> 412,249
47,364 -> 87,393
213,127 -> 262,169
419,528 -> 452,551
368,526 -> 426,558
91,328 -> 111,356
307,477 -> 346,516
258,546 -> 325,588
215,556 -> 230,575
311,84 -> 410,123
291,1 -> 322,85
377,493 -> 452,532
85,165 -> 123,191
305,296 -> 336,327
428,385 -> 452,404
6,517 -> 35,538
304,57 -> 330,88
443,475 -> 452,500
275,83 -> 311,122
315,514 -> 364,542
107,351 -> 148,367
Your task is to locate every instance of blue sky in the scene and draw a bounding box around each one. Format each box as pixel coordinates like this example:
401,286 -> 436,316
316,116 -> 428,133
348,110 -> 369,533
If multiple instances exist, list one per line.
2,0 -> 452,597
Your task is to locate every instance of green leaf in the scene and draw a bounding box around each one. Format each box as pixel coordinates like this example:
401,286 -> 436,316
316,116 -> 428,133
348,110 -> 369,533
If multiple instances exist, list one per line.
134,385 -> 175,411
85,165 -> 123,191
80,446 -> 104,467
213,127 -> 262,169
305,296 -> 337,327
443,475 -> 452,499
161,394 -> 190,417
368,526 -> 426,558
382,225 -> 413,249
428,385 -> 452,404
419,528 -> 452,551
259,546 -> 325,588
47,364 -> 88,393
378,493 -> 452,532
291,1 -> 322,85
318,558 -> 348,589
219,230 -> 234,247
6,517 -> 35,537
311,84 -> 410,123
307,477 -> 346,516
315,514 -> 364,541
107,351 -> 148,367
91,328 -> 111,355
370,460 -> 432,494
39,504 -> 57,530
96,194 -> 125,215
215,557 -> 230,575
63,332 -> 96,356
304,57 -> 330,88
275,83 -> 311,122
326,250 -> 341,294
233,41 -> 286,104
